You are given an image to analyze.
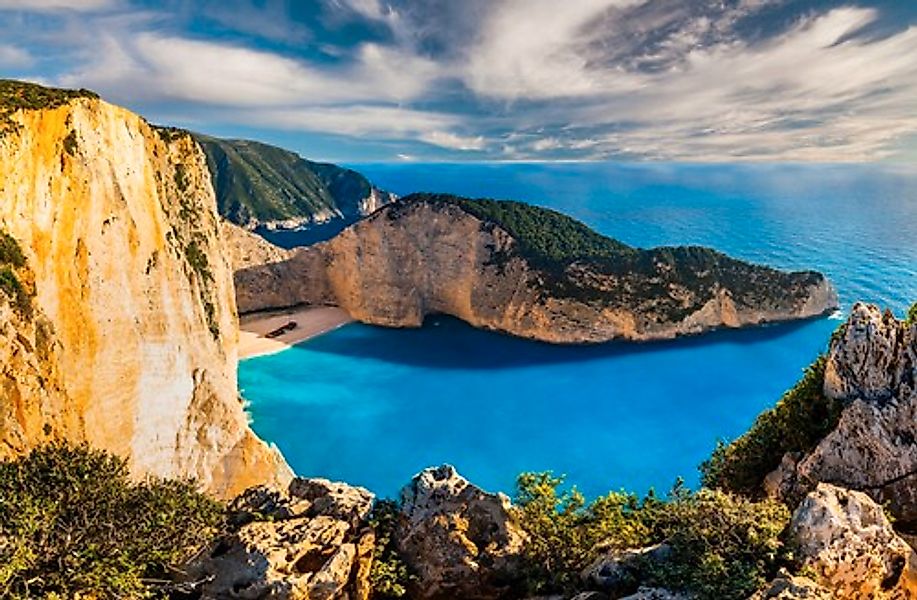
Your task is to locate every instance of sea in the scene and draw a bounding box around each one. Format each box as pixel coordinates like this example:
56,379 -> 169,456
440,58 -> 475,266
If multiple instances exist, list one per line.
239,162 -> 917,500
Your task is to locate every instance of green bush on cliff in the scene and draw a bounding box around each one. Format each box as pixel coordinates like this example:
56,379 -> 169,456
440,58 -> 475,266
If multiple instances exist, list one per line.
0,80 -> 98,134
368,500 -> 414,598
700,355 -> 839,497
906,302 -> 917,327
514,474 -> 790,599
0,443 -> 223,599
0,232 -> 25,268
514,473 -> 790,599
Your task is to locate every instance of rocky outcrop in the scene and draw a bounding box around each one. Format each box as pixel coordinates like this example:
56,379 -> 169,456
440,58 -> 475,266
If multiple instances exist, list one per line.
582,544 -> 671,597
396,464 -> 528,599
0,82 -> 290,496
765,303 -> 917,526
185,477 -> 375,599
233,195 -> 837,343
789,483 -> 917,599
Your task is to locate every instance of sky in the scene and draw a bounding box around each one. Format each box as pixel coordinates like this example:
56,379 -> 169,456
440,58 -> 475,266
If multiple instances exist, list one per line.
1,0 -> 916,163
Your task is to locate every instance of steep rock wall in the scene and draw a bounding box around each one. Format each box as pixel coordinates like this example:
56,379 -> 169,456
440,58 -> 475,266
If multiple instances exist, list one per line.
0,96 -> 290,497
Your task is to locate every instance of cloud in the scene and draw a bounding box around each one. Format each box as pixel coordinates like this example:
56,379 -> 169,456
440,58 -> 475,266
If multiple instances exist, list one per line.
0,44 -> 32,67
0,0 -> 118,11
7,0 -> 917,161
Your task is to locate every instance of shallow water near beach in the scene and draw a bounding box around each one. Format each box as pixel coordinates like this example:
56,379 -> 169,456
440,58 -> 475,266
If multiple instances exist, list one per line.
240,162 -> 917,499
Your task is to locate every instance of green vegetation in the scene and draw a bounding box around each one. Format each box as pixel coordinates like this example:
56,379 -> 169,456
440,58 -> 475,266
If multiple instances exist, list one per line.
514,473 -> 790,600
184,240 -> 212,282
62,129 -> 78,156
194,134 -> 388,227
369,500 -> 414,598
0,444 -> 222,599
906,302 -> 917,327
0,231 -> 25,268
407,193 -> 636,269
700,355 -> 839,497
174,162 -> 188,192
0,231 -> 31,317
0,80 -> 98,135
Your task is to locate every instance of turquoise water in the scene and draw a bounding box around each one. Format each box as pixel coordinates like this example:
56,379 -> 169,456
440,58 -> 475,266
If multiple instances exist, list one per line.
240,163 -> 917,500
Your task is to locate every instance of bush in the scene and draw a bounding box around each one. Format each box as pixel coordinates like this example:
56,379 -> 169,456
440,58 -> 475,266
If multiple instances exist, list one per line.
700,355 -> 839,496
513,473 -> 790,600
906,302 -> 917,327
368,500 -> 413,598
0,266 -> 31,318
0,231 -> 25,268
642,489 -> 790,599
0,443 -> 223,599
514,472 -> 648,594
184,240 -> 212,282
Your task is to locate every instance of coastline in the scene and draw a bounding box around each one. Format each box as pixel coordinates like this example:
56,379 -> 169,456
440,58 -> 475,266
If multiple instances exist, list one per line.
238,306 -> 353,359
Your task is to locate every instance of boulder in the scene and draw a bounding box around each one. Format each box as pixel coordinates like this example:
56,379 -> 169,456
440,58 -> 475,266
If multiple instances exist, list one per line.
185,478 -> 375,600
789,483 -> 917,599
396,464 -> 527,599
750,571 -> 832,599
581,543 -> 672,596
766,303 -> 917,525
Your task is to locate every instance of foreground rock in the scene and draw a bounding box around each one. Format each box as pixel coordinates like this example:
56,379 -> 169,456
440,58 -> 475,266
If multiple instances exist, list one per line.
396,465 -> 527,599
789,483 -> 917,599
233,194 -> 837,343
582,543 -> 671,597
750,572 -> 831,599
766,303 -> 917,526
186,478 -> 374,600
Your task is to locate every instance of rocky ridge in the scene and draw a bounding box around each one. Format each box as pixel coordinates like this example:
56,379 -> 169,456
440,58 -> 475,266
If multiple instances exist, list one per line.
233,194 -> 838,343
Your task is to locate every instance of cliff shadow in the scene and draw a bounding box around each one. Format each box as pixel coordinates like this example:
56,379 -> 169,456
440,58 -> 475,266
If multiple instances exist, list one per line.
288,314 -> 832,371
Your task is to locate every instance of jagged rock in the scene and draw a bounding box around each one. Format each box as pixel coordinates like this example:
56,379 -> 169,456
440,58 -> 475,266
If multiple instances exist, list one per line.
750,571 -> 832,599
581,543 -> 672,596
395,464 -> 527,599
765,303 -> 917,526
186,478 -> 374,600
618,588 -> 689,600
789,483 -> 917,599
570,592 -> 609,600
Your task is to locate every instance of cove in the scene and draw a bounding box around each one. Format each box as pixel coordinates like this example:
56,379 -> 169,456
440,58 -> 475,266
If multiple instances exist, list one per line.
240,162 -> 917,499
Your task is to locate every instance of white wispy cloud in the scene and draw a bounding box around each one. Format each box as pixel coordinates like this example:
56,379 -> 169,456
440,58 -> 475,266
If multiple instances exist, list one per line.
0,0 -> 118,11
7,0 -> 917,161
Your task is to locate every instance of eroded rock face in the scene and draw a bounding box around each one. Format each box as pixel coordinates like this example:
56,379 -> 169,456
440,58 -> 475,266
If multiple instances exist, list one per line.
766,303 -> 917,525
0,92 -> 290,496
581,543 -> 672,597
232,198 -> 837,343
396,465 -> 527,599
188,478 -> 375,600
790,483 -> 917,599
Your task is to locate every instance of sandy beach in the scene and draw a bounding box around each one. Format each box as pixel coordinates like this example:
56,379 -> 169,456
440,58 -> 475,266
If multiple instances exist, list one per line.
238,306 -> 353,359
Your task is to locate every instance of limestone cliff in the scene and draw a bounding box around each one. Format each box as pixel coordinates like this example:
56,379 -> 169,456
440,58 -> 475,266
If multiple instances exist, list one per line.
0,81 -> 290,497
234,194 -> 838,343
766,303 -> 917,530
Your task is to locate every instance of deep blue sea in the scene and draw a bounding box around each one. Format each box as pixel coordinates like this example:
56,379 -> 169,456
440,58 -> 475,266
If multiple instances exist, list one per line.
240,163 -> 917,500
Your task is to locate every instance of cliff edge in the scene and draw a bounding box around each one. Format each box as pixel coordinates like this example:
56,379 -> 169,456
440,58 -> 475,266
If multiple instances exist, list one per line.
234,193 -> 838,343
0,80 -> 290,497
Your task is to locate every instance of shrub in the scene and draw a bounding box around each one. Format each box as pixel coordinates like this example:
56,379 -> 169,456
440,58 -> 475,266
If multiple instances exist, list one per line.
368,500 -> 413,598
642,489 -> 790,599
0,266 -> 31,318
62,129 -> 78,156
0,231 -> 25,268
906,302 -> 917,327
184,240 -> 212,282
513,473 -> 790,600
514,472 -> 648,594
0,443 -> 223,599
700,355 -> 839,496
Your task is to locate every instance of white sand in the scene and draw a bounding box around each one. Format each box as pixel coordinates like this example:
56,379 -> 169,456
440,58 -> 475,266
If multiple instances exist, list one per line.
238,306 -> 353,359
